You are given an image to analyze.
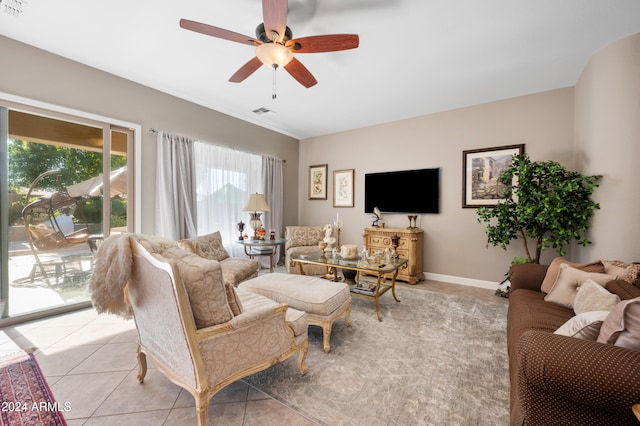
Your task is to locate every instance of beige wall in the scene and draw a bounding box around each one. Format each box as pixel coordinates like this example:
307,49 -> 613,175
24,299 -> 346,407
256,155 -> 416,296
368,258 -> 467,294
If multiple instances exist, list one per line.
0,36 -> 300,235
575,32 -> 640,262
300,88 -> 576,283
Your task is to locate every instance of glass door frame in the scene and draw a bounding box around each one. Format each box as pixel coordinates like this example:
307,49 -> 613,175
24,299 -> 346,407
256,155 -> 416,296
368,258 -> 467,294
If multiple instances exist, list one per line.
0,92 -> 141,324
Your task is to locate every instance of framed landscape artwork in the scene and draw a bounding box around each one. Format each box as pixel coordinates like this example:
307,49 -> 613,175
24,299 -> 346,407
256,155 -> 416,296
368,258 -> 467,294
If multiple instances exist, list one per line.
333,169 -> 354,207
462,144 -> 525,208
308,164 -> 328,200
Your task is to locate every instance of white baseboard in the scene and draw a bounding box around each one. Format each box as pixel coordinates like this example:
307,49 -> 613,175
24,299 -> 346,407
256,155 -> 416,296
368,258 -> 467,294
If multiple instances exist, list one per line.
424,272 -> 499,290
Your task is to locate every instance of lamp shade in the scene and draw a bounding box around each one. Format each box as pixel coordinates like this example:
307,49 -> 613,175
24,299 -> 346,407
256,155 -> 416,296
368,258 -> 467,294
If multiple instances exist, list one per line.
243,193 -> 271,212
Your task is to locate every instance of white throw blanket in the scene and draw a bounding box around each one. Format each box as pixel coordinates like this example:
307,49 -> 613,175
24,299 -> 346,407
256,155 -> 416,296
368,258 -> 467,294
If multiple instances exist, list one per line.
89,234 -> 134,318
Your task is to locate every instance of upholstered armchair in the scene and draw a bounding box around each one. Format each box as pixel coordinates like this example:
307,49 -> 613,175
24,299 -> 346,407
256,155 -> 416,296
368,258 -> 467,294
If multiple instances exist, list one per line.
284,226 -> 328,275
178,231 -> 259,286
127,238 -> 308,426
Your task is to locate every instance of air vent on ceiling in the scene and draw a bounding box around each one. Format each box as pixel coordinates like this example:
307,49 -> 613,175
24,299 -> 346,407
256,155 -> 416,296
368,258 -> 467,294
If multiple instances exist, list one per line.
1,0 -> 27,16
252,107 -> 274,115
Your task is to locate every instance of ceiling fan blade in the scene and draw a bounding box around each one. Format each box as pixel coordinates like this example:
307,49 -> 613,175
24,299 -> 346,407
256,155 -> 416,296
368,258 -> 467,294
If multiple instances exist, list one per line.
284,58 -> 318,88
262,0 -> 288,42
180,19 -> 260,46
229,57 -> 264,83
287,34 -> 359,53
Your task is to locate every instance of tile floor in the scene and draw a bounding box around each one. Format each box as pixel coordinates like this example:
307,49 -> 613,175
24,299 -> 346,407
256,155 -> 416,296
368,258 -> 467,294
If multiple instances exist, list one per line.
0,279 -> 504,425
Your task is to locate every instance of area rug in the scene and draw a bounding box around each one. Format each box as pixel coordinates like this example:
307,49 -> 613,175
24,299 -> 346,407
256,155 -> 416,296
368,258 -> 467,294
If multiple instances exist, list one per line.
0,352 -> 67,426
245,286 -> 510,425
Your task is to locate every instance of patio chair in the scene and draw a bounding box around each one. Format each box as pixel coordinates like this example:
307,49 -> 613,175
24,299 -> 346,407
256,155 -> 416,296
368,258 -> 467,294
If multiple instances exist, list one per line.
19,170 -> 90,285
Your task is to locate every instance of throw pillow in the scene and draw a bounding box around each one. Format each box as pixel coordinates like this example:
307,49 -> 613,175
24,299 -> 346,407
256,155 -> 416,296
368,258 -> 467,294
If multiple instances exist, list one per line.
161,247 -> 233,328
544,264 -> 616,309
606,279 -> 640,300
597,297 -> 640,351
554,311 -> 611,340
573,279 -> 621,315
178,231 -> 230,262
603,260 -> 640,284
540,257 -> 604,294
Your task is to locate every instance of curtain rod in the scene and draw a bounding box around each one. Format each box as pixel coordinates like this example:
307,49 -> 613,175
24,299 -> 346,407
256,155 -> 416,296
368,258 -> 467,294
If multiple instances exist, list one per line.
148,127 -> 285,162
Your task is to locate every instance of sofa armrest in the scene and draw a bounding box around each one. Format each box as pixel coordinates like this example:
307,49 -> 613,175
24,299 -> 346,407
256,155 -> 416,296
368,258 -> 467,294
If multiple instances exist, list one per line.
509,263 -> 548,293
518,330 -> 640,424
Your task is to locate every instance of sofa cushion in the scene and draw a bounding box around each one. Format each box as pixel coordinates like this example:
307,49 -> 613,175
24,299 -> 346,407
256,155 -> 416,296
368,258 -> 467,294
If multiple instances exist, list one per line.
603,260 -> 640,284
219,257 -> 259,286
178,231 -> 229,262
284,226 -> 323,250
597,297 -> 640,351
573,279 -> 621,315
544,264 -> 616,309
606,279 -> 640,300
540,257 -> 604,294
161,247 -> 233,328
554,310 -> 610,340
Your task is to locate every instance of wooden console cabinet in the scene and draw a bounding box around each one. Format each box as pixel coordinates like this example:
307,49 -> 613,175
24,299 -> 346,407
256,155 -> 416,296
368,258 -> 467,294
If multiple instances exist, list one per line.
362,227 -> 424,284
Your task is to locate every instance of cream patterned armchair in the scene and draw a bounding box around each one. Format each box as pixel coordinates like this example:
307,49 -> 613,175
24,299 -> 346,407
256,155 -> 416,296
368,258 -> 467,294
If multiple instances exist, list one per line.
284,226 -> 328,275
127,238 -> 308,426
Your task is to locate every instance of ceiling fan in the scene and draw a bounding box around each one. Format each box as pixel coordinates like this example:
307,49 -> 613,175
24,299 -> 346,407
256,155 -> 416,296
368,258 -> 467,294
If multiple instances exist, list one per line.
179,0 -> 359,91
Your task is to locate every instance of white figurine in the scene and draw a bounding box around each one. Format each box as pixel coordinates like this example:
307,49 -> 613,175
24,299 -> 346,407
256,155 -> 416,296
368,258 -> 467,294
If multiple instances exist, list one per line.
323,224 -> 336,252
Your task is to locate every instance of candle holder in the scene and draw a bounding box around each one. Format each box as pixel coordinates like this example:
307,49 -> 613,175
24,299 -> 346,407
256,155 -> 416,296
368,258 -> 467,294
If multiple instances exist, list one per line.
237,220 -> 245,241
407,215 -> 418,229
391,234 -> 400,259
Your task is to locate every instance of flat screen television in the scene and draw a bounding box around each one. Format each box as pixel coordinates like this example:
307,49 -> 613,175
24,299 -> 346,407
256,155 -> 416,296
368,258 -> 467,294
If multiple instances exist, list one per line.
364,168 -> 440,214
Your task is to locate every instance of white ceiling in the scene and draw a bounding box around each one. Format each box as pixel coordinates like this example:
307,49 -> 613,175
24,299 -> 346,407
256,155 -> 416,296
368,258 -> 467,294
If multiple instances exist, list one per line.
2,0 -> 640,140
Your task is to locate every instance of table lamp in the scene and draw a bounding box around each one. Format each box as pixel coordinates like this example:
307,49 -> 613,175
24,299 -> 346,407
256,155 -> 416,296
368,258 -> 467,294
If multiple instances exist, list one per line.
243,193 -> 270,240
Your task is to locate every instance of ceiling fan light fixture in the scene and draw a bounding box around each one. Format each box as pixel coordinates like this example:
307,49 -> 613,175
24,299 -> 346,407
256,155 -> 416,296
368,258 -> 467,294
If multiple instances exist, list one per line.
256,43 -> 293,68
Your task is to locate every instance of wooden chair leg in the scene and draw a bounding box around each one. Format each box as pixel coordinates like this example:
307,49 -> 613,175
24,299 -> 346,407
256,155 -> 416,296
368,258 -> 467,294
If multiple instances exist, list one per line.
136,345 -> 147,383
345,303 -> 352,327
322,323 -> 333,353
195,393 -> 209,426
298,341 -> 308,375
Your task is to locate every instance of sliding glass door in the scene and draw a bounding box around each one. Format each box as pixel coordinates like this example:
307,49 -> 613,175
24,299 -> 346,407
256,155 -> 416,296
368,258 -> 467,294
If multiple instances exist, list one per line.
0,104 -> 133,321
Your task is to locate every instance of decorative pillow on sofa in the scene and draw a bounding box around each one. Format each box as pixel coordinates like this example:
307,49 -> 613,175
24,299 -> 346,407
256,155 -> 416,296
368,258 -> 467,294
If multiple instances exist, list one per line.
540,257 -> 604,294
602,260 -> 640,284
178,231 -> 229,262
544,264 -> 616,309
160,247 -> 233,328
555,310 -> 611,340
573,279 -> 621,315
597,297 -> 640,351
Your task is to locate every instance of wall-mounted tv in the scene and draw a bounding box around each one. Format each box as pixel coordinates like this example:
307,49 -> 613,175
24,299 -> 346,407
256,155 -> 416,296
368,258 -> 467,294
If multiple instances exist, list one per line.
364,168 -> 440,214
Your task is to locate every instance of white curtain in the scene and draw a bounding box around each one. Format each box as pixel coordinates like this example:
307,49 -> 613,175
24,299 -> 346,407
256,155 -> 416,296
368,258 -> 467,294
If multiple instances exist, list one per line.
155,132 -> 198,240
262,155 -> 284,265
194,143 -> 262,256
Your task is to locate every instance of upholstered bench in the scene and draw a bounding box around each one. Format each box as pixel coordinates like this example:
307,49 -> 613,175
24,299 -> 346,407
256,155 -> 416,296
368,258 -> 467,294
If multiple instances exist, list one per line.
239,273 -> 352,352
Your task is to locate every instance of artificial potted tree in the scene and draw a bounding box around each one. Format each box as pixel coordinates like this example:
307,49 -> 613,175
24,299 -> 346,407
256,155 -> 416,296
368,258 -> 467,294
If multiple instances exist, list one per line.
476,154 -> 601,295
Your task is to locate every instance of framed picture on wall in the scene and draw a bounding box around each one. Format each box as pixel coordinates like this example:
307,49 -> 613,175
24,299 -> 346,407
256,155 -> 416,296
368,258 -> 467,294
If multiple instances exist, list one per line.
308,164 -> 328,200
333,169 -> 355,207
462,144 -> 525,207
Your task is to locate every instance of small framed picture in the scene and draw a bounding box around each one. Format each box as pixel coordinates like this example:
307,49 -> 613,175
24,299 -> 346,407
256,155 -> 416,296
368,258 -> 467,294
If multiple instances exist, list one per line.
308,164 -> 328,200
333,169 -> 355,208
462,144 -> 525,208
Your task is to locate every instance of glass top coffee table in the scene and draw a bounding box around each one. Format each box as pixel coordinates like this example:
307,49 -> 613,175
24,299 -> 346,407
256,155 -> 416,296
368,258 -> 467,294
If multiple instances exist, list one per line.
290,252 -> 407,321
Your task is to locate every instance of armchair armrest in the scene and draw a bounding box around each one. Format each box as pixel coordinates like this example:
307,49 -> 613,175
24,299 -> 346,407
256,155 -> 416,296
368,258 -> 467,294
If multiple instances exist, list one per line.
195,303 -> 288,339
518,330 -> 640,423
509,263 -> 548,293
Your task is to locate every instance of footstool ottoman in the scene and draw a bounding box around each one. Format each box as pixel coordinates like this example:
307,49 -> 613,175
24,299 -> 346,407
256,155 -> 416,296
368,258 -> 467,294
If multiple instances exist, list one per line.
239,273 -> 351,352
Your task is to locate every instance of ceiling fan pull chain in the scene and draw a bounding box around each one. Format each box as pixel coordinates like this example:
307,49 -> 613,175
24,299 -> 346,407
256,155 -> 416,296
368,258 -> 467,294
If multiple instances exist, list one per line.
272,64 -> 278,100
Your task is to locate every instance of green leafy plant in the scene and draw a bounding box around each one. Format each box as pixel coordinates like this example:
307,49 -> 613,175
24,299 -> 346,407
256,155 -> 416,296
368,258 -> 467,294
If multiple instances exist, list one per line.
477,154 -> 601,264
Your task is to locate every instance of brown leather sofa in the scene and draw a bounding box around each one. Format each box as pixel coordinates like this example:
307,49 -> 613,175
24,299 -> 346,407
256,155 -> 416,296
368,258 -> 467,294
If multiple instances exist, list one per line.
507,263 -> 640,425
